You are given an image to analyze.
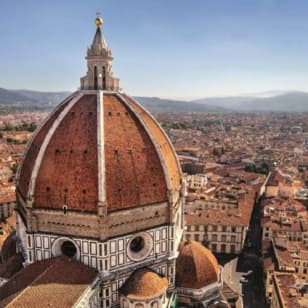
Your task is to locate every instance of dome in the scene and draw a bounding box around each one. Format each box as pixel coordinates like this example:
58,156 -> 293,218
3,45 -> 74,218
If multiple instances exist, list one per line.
16,92 -> 181,213
176,240 -> 219,289
119,268 -> 168,299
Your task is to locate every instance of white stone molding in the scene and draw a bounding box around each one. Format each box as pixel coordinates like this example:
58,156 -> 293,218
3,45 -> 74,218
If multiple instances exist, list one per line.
115,93 -> 173,194
97,90 -> 106,203
51,236 -> 81,260
27,92 -> 84,199
16,91 -> 78,185
126,232 -> 154,262
123,94 -> 182,186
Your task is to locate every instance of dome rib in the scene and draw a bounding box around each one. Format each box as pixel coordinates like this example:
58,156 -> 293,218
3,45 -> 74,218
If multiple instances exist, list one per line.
176,240 -> 219,289
117,93 -> 170,194
17,91 -> 179,214
16,92 -> 79,199
34,94 -> 98,211
121,94 -> 182,195
28,92 -> 84,200
103,93 -> 168,211
97,91 -> 106,204
120,268 -> 168,299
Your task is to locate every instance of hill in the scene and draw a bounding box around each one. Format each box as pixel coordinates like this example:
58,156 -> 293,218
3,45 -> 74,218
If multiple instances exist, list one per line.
133,96 -> 226,113
0,88 -> 225,113
193,91 -> 308,112
1,88 -> 308,113
0,88 -> 70,111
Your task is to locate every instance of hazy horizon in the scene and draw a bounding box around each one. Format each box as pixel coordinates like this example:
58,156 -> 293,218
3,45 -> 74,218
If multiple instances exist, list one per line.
1,87 -> 305,101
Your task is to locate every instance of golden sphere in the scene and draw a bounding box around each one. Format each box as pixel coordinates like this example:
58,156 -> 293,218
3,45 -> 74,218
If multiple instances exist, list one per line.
95,17 -> 103,27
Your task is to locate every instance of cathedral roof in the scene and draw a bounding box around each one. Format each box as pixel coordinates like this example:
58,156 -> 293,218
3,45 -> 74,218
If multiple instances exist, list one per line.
176,240 -> 219,289
0,253 -> 24,280
120,268 -> 168,299
17,92 -> 181,213
92,26 -> 107,48
0,257 -> 97,307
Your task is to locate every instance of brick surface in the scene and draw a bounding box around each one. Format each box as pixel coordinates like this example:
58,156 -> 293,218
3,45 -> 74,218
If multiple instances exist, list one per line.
124,95 -> 181,192
104,94 -> 167,211
18,93 -> 178,215
18,99 -> 72,198
34,95 -> 98,212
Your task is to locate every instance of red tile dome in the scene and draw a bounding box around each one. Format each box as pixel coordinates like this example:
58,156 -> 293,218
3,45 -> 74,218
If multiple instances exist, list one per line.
176,240 -> 219,289
17,92 -> 181,213
120,268 -> 168,299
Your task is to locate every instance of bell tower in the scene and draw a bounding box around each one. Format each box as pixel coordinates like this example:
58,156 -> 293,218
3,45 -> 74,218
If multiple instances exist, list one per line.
80,14 -> 120,91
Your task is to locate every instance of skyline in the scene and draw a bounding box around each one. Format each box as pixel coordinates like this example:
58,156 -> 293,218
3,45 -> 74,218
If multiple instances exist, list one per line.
1,0 -> 308,98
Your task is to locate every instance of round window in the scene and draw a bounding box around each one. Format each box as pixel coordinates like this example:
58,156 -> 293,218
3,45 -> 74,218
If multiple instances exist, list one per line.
61,241 -> 77,257
127,232 -> 153,262
130,236 -> 145,252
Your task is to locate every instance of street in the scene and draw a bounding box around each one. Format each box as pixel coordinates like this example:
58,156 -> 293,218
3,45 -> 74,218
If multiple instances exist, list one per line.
223,200 -> 266,308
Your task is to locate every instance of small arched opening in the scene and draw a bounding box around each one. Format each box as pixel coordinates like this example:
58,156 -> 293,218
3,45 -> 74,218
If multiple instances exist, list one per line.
94,66 -> 98,89
102,66 -> 106,90
151,301 -> 158,308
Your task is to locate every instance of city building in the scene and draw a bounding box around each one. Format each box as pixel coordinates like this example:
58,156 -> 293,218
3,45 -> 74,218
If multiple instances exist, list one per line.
270,272 -> 308,308
184,187 -> 256,254
187,174 -> 208,189
261,196 -> 308,305
0,194 -> 15,221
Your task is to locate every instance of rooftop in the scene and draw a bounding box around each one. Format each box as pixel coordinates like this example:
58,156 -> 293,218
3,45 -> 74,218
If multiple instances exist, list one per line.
0,257 -> 97,308
120,268 -> 168,299
176,240 -> 219,289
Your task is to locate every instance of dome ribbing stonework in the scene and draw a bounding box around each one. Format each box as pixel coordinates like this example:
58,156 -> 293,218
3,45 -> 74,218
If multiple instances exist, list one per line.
17,93 -> 180,213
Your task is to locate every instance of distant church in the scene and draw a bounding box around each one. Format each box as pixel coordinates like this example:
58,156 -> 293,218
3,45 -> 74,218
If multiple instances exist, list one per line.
0,16 -> 224,308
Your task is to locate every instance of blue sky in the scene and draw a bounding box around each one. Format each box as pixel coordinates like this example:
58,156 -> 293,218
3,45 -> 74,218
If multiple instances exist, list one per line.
1,0 -> 308,98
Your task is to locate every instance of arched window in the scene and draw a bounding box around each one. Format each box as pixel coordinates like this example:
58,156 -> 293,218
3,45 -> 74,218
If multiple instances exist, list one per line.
151,301 -> 158,308
94,66 -> 98,90
135,303 -> 144,308
102,66 -> 106,90
122,299 -> 129,308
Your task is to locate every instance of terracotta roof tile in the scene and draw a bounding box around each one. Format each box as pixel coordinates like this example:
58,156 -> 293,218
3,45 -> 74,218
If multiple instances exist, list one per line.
17,92 -> 179,214
104,94 -> 167,211
34,95 -> 98,212
176,240 -> 219,289
275,246 -> 295,268
120,268 -> 168,299
0,253 -> 24,279
273,273 -> 302,308
18,97 -> 73,199
123,95 -> 181,192
0,257 -> 97,308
